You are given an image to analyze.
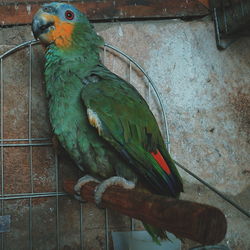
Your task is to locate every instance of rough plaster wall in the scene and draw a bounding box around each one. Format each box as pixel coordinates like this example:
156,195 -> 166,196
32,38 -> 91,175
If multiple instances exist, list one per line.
96,19 -> 250,194
0,17 -> 249,249
96,20 -> 250,249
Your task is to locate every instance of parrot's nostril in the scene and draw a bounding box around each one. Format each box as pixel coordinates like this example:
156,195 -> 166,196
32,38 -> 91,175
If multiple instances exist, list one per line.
43,6 -> 55,13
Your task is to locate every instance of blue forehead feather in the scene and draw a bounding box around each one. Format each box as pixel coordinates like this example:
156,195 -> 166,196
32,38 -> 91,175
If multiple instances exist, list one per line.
42,2 -> 87,23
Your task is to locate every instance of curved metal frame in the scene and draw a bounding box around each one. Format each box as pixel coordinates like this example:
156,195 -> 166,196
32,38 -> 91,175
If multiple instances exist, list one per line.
0,39 -> 170,149
0,39 -> 172,250
1,40 -> 249,219
0,40 -> 249,250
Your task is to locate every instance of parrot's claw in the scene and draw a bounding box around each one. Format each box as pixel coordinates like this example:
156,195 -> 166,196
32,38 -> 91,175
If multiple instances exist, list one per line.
74,175 -> 100,202
94,176 -> 135,206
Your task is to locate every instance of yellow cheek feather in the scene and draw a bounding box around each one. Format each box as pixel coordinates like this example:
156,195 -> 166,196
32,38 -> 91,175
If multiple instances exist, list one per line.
42,14 -> 74,48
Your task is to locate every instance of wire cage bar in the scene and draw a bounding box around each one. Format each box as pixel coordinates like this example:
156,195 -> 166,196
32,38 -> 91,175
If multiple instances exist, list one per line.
0,40 -> 170,250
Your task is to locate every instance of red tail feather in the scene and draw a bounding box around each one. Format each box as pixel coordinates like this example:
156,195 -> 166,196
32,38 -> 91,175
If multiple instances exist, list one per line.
151,150 -> 171,175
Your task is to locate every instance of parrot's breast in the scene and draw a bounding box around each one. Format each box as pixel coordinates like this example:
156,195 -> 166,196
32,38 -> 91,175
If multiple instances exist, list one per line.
47,79 -> 113,178
44,53 -> 137,182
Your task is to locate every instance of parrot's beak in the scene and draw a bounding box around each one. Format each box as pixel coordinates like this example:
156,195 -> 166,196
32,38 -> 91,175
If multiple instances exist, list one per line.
32,10 -> 55,44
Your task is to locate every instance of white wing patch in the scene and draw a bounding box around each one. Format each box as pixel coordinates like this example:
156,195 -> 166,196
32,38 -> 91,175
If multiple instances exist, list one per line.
87,108 -> 103,135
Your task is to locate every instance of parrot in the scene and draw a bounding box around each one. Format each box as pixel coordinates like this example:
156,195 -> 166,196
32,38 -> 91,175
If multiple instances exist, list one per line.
32,2 -> 183,243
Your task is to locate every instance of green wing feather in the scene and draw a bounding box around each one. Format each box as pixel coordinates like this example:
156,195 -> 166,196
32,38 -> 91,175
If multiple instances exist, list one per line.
81,66 -> 183,197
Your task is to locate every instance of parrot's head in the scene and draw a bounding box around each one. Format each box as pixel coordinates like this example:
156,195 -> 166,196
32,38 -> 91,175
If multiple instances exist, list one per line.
32,2 -> 103,49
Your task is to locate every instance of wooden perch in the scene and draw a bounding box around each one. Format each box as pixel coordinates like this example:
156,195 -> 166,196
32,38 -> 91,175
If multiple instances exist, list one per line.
64,180 -> 227,245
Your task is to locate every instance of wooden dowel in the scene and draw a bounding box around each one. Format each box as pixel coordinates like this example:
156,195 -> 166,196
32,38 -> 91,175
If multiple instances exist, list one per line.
64,180 -> 227,245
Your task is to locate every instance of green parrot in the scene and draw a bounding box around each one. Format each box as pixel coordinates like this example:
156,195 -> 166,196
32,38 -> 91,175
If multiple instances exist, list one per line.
32,2 -> 183,243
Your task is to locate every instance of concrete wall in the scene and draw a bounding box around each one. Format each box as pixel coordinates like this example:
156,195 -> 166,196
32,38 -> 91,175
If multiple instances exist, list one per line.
0,17 -> 249,249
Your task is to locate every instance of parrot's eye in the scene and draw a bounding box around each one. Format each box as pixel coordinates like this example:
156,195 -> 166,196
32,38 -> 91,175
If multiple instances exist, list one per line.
65,10 -> 74,20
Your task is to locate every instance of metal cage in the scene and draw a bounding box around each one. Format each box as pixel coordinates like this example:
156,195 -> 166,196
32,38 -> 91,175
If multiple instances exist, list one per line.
0,40 -> 170,250
0,38 -> 248,250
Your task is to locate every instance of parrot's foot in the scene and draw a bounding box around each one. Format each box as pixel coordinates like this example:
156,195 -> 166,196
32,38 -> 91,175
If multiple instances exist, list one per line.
94,176 -> 135,206
74,175 -> 100,202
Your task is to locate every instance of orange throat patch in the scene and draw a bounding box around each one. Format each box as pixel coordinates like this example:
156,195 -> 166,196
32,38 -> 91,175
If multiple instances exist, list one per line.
43,14 -> 74,49
53,19 -> 74,48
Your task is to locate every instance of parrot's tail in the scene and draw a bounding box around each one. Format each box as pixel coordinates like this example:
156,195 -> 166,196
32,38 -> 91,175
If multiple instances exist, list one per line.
143,223 -> 168,245
148,149 -> 183,198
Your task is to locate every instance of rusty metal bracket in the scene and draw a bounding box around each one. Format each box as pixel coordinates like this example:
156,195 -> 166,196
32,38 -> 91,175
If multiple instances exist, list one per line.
210,0 -> 250,49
